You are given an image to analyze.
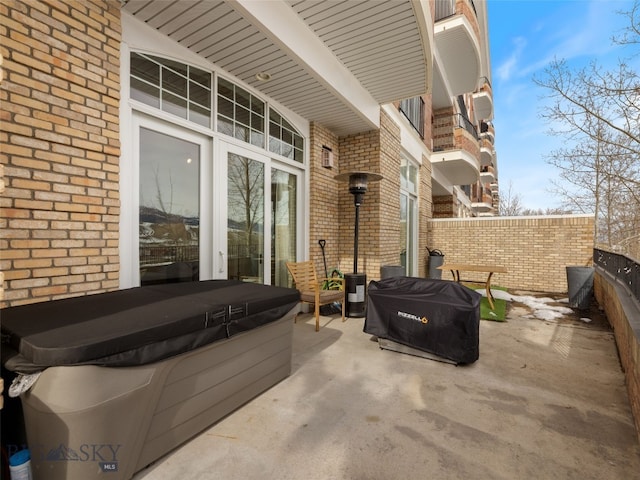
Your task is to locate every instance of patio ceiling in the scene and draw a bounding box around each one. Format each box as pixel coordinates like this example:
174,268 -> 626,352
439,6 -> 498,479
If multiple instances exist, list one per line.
122,0 -> 432,137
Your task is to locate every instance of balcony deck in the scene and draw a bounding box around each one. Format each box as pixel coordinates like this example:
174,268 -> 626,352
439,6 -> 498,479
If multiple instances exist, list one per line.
134,294 -> 640,479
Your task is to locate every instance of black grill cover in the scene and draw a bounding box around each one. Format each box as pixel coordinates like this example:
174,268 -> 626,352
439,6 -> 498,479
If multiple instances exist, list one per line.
1,280 -> 299,370
364,277 -> 481,364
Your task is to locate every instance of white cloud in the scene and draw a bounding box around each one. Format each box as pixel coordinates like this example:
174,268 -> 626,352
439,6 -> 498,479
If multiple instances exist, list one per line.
496,36 -> 527,82
514,0 -> 631,77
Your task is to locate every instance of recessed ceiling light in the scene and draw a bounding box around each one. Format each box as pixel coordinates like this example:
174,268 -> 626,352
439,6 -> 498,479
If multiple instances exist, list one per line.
255,72 -> 272,81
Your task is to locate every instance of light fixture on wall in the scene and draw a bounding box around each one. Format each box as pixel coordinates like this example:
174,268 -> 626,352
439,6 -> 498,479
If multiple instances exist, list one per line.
335,171 -> 383,317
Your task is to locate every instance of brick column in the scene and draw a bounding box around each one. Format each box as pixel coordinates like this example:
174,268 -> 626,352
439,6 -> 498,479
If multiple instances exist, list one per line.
309,122 -> 341,277
335,110 -> 402,280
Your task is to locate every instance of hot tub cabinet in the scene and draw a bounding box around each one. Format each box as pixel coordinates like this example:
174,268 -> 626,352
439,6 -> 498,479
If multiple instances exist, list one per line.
1,280 -> 299,480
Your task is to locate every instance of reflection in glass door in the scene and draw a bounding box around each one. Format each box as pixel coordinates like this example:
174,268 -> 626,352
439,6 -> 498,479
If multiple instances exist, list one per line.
227,153 -> 264,283
139,128 -> 200,285
400,156 -> 418,276
271,169 -> 297,287
400,194 -> 416,275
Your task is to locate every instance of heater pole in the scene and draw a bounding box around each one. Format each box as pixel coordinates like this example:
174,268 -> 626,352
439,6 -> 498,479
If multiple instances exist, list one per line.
353,201 -> 360,273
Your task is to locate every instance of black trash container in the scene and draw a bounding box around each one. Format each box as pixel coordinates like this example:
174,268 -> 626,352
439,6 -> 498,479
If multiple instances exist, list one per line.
566,266 -> 594,309
427,248 -> 445,279
380,265 -> 405,279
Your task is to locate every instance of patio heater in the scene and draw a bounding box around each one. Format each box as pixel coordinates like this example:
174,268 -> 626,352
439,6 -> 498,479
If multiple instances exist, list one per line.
335,172 -> 383,317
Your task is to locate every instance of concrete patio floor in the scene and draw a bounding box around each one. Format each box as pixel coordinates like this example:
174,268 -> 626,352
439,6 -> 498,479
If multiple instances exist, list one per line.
134,296 -> 640,480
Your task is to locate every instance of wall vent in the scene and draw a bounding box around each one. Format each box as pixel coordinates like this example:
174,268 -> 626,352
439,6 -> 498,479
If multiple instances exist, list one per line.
321,146 -> 333,168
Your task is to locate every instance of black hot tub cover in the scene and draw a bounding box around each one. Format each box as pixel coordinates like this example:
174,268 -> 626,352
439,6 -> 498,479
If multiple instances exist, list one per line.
364,277 -> 481,364
1,280 -> 299,371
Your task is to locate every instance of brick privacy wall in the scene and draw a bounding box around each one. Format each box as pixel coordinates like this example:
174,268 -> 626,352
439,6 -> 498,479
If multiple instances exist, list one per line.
0,0 -> 121,307
309,122 -> 341,279
594,273 -> 640,444
428,215 -> 595,292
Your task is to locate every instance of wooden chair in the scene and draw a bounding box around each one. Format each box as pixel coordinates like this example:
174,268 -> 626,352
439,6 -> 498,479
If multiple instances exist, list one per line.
285,260 -> 345,331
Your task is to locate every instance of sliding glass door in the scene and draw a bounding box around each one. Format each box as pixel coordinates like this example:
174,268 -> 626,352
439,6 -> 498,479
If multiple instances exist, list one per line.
223,144 -> 300,286
227,152 -> 265,283
132,116 -> 300,287
271,168 -> 297,287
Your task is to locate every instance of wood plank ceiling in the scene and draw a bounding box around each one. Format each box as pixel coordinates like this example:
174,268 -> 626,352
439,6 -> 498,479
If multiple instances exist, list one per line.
122,0 -> 430,136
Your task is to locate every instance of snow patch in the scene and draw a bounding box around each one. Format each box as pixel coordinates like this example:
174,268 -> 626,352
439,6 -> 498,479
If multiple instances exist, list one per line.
476,288 -> 575,322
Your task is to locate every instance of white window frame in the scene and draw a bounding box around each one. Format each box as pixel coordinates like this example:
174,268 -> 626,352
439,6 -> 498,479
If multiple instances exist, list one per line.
120,21 -> 310,287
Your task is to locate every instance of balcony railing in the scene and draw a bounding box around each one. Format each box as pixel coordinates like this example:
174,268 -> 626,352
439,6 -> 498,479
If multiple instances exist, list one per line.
594,248 -> 639,305
456,113 -> 478,140
399,97 -> 425,138
433,113 -> 478,151
140,244 -> 199,267
435,0 -> 477,22
478,76 -> 491,90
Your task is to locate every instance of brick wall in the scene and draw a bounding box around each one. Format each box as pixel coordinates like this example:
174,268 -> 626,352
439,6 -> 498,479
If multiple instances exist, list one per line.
335,110 -> 403,280
0,52 -> 4,306
428,215 -> 595,292
594,271 -> 640,444
0,0 -> 121,307
433,194 -> 455,218
418,152 -> 433,277
457,0 -> 480,41
337,128 -> 381,278
377,109 -> 402,272
309,122 -> 341,278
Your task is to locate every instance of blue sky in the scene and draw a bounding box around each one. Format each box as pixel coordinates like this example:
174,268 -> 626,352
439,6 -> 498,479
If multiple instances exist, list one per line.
487,0 -> 637,211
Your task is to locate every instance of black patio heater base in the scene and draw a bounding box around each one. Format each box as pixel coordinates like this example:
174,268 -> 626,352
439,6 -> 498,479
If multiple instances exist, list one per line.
345,272 -> 367,318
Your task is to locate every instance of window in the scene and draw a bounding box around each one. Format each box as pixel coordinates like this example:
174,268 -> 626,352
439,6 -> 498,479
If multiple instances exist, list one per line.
124,52 -> 305,289
217,78 -> 265,148
130,52 -> 211,128
130,53 -> 305,160
399,97 -> 425,138
269,109 -> 304,162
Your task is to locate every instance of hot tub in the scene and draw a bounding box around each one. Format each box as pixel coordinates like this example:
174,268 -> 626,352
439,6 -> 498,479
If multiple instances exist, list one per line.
1,280 -> 299,480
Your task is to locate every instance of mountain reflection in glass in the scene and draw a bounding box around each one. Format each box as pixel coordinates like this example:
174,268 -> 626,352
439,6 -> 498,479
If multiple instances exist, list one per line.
139,128 -> 200,285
